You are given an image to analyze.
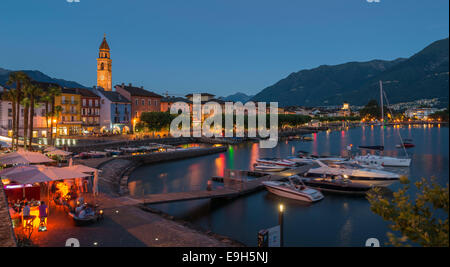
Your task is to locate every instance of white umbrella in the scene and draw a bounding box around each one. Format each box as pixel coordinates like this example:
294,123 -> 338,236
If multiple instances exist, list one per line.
0,149 -> 54,165
0,165 -> 90,184
45,149 -> 72,157
63,164 -> 99,174
0,141 -> 11,148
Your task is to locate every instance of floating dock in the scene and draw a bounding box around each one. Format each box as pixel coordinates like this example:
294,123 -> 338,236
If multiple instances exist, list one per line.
137,165 -> 313,205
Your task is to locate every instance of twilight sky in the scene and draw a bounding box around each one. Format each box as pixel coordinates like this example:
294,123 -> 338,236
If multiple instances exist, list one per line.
0,0 -> 448,97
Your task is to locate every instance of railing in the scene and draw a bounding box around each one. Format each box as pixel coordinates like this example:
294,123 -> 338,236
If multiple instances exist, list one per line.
62,100 -> 78,105
82,122 -> 100,126
62,111 -> 78,114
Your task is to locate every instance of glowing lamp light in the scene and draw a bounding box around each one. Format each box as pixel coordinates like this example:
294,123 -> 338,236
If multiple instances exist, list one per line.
279,204 -> 284,213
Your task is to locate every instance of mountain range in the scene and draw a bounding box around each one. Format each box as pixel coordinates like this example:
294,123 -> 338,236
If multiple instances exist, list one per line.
219,92 -> 254,102
0,68 -> 87,89
251,37 -> 449,107
1,38 -> 448,107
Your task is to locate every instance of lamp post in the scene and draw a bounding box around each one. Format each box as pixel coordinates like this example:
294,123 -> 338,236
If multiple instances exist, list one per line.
279,204 -> 284,247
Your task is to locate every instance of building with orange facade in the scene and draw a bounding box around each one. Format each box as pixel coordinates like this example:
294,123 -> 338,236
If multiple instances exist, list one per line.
115,83 -> 162,122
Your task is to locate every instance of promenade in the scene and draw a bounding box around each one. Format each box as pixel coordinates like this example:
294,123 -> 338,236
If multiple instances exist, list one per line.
30,145 -> 243,247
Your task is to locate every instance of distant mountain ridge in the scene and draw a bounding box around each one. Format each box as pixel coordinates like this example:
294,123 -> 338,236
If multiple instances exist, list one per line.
252,38 -> 449,107
219,92 -> 254,102
0,68 -> 88,89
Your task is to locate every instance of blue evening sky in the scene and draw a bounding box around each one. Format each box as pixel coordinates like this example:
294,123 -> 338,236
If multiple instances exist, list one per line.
0,0 -> 448,97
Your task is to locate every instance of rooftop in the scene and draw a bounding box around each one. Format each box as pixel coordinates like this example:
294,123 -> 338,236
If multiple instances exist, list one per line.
99,36 -> 110,50
115,84 -> 162,98
161,97 -> 192,104
101,91 -> 131,103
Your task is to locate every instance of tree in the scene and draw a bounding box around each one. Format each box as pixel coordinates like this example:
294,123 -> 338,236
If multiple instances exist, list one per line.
21,85 -> 31,150
367,176 -> 449,247
359,99 -> 381,121
28,84 -> 43,149
6,72 -> 30,149
1,90 -> 17,148
47,86 -> 62,145
429,109 -> 449,122
139,112 -> 175,134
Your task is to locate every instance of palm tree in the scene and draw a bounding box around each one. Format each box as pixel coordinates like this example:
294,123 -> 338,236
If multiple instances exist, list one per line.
1,90 -> 16,147
48,86 -> 62,146
53,105 -> 63,145
21,86 -> 31,150
41,90 -> 52,143
6,72 -> 30,149
28,84 -> 43,149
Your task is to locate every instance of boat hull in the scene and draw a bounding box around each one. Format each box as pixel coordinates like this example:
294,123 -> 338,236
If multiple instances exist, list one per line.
263,183 -> 324,202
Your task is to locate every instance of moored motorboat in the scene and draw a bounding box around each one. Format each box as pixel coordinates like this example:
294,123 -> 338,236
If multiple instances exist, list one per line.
254,164 -> 286,172
305,160 -> 400,187
262,176 -> 324,202
297,175 -> 373,195
396,139 -> 415,149
355,154 -> 411,167
104,149 -> 123,155
256,158 -> 297,167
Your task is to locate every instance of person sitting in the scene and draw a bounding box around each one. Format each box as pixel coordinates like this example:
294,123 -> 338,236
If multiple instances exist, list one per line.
75,204 -> 85,215
22,202 -> 31,218
78,208 -> 87,219
39,201 -> 48,220
84,206 -> 95,217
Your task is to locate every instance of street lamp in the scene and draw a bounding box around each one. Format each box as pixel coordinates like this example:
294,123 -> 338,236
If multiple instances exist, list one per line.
279,204 -> 284,247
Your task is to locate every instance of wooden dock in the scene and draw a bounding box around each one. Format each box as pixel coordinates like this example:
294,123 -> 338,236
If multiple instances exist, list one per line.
136,164 -> 312,205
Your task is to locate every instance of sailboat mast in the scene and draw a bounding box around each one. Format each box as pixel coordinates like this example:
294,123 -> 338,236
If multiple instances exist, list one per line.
380,80 -> 384,127
380,80 -> 385,148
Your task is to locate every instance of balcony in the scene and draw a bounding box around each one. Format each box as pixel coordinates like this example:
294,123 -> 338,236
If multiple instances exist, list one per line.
62,110 -> 78,115
62,100 -> 78,105
82,122 -> 100,126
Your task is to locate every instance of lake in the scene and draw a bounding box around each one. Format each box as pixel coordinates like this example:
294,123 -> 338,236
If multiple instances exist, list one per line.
128,124 -> 449,246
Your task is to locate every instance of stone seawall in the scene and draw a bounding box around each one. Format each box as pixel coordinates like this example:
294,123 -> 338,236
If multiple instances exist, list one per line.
68,137 -> 199,153
92,146 -> 228,196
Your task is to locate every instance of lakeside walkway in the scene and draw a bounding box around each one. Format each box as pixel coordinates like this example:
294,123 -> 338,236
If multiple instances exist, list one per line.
137,165 -> 313,205
31,146 -> 243,247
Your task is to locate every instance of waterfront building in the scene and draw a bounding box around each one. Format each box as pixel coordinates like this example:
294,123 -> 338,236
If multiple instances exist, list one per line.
0,82 -> 56,140
54,88 -> 82,136
115,83 -> 162,126
404,107 -> 439,120
338,102 -> 351,117
160,96 -> 192,112
78,88 -> 101,134
185,93 -> 216,102
97,35 -> 112,91
93,87 -> 131,134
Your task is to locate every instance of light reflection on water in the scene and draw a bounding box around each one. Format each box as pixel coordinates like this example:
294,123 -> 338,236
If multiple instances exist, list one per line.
128,125 -> 448,246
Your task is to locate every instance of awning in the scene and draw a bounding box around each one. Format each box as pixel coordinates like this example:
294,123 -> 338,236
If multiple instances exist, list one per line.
0,165 -> 90,184
62,165 -> 99,174
0,149 -> 54,165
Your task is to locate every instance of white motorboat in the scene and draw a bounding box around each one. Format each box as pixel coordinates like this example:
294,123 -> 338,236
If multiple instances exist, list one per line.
104,149 -> 123,155
254,164 -> 286,172
305,160 -> 400,187
262,176 -> 324,202
256,158 -> 297,167
354,81 -> 412,168
355,154 -> 411,167
120,147 -> 140,153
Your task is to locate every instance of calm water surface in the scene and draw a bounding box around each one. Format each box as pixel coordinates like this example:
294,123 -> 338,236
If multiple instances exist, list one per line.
128,125 -> 449,246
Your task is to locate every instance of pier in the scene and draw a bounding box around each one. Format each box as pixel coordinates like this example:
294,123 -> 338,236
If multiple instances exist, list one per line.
137,165 -> 313,205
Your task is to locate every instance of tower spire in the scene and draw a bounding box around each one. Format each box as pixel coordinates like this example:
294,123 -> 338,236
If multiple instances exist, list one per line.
97,35 -> 112,91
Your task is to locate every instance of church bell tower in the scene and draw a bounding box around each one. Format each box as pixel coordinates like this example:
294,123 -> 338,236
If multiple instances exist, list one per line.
97,34 -> 112,91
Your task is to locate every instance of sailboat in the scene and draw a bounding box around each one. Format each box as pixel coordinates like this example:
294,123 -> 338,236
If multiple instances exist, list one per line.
355,81 -> 412,167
